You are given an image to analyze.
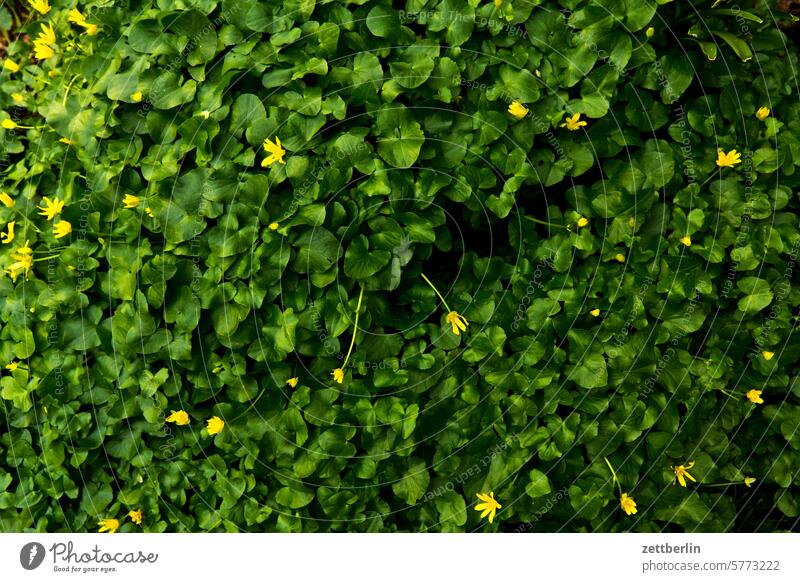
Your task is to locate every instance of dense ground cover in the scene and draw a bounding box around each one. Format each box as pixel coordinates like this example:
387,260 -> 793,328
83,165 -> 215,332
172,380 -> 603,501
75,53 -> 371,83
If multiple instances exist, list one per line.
1,0 -> 800,532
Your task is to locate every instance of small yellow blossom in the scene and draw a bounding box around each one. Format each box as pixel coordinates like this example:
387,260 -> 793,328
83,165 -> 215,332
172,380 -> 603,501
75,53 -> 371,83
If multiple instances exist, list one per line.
474,492 -> 501,523
746,389 -> 764,404
646,27 -> 655,38
494,0 -> 503,6
1,221 -> 15,244
69,8 -> 86,25
446,310 -> 469,335
123,194 -> 141,209
98,518 -> 119,533
614,253 -> 625,263
5,361 -> 19,372
212,365 -> 223,374
755,107 -> 770,121
59,137 -> 72,145
716,148 -> 742,168
0,192 -> 14,207
268,222 -> 279,230
3,59 -> 20,73
37,196 -> 64,220
128,509 -> 142,525
29,0 -> 51,14
577,217 -> 589,228
53,220 -> 72,239
560,113 -> 588,131
69,8 -> 98,35
201,110 -> 210,119
590,308 -> 600,317
145,207 -> 155,218
744,477 -> 756,487
762,350 -> 774,361
6,241 -> 33,281
286,377 -> 299,388
34,23 -> 57,60
131,91 -> 143,103
11,93 -> 24,104
206,416 -> 224,435
332,368 -> 344,384
508,100 -> 528,119
165,410 -> 190,426
261,137 -> 286,167
1,119 -> 18,130
620,493 -> 637,516
672,461 -> 696,487
680,235 -> 692,247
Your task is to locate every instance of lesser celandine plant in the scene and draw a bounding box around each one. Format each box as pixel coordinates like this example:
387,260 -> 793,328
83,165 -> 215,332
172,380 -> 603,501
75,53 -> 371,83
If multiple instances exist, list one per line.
0,0 -> 796,534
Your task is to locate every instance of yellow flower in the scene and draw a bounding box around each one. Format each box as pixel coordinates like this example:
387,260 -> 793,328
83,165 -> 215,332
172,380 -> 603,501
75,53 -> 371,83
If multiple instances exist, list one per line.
59,137 -> 72,145
1,221 -> 15,244
123,194 -> 141,209
29,0 -> 50,14
332,368 -> 344,383
206,416 -> 224,435
261,137 -> 286,167
577,217 -> 589,228
672,461 -> 697,487
6,241 -> 33,281
755,107 -> 770,121
5,361 -> 19,372
716,148 -> 742,168
53,220 -> 72,239
286,377 -> 299,388
268,222 -> 279,230
131,91 -> 143,103
507,100 -> 528,119
200,110 -> 211,119
37,196 -> 64,220
11,93 -> 24,104
165,410 -> 190,426
494,0 -> 502,6
34,43 -> 54,59
680,235 -> 692,247
620,493 -> 637,516
145,207 -> 155,218
127,509 -> 142,525
762,350 -> 774,361
3,59 -> 20,73
69,8 -> 98,34
69,8 -> 87,25
35,21 -> 56,48
1,119 -> 18,130
560,113 -> 588,131
746,389 -> 764,404
744,477 -> 756,487
614,253 -> 625,263
445,310 -> 469,335
590,308 -> 600,317
97,518 -> 119,533
0,192 -> 13,207
646,26 -> 655,38
474,492 -> 501,524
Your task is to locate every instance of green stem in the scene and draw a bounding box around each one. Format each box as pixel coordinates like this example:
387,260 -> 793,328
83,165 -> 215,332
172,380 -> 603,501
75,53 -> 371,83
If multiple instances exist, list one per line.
231,387 -> 266,422
342,286 -> 364,369
604,456 -> 623,496
420,273 -> 451,312
524,216 -> 565,228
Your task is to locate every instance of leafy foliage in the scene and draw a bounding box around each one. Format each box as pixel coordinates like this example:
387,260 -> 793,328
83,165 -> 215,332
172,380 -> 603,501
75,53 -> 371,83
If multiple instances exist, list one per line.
1,0 -> 799,533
